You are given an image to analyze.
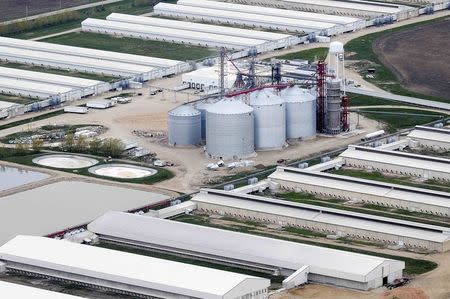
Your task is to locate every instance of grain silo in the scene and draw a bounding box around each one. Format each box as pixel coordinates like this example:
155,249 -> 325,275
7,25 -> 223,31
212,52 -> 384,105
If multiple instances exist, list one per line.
280,86 -> 316,139
168,105 -> 201,146
195,100 -> 214,140
206,99 -> 254,159
327,41 -> 345,82
249,89 -> 286,150
326,79 -> 342,135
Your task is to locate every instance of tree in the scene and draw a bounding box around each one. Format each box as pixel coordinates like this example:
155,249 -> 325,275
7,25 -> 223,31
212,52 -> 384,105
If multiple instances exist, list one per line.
62,133 -> 75,152
74,135 -> 88,153
31,138 -> 44,152
100,138 -> 124,158
89,138 -> 102,155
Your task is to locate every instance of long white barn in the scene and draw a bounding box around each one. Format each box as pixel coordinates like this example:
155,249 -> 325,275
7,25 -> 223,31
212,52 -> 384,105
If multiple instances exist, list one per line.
88,211 -> 405,290
191,189 -> 450,252
107,13 -> 291,41
408,125 -> 450,151
0,235 -> 270,299
340,145 -> 450,181
177,0 -> 363,28
268,166 -> 450,216
153,3 -> 337,34
0,67 -> 109,98
82,18 -> 266,50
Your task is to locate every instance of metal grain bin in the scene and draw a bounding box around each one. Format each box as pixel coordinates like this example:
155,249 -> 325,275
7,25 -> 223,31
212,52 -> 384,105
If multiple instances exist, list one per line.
326,80 -> 342,135
280,86 -> 316,139
206,99 -> 254,159
168,105 -> 201,146
249,89 -> 286,150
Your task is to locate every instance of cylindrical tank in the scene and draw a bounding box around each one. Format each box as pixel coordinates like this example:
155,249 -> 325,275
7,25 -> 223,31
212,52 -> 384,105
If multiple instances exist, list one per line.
168,105 -> 201,146
195,101 -> 214,140
280,86 -> 316,139
326,79 -> 342,135
206,99 -> 254,159
249,89 -> 286,150
327,41 -> 345,81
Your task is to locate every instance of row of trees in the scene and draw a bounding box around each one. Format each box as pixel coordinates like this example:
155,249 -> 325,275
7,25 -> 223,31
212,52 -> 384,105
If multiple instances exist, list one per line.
61,134 -> 125,158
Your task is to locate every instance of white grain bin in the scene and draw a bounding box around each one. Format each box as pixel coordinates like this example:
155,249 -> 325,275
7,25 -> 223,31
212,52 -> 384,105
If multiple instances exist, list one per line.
206,99 -> 254,159
168,105 -> 201,146
249,89 -> 286,150
280,86 -> 316,139
195,100 -> 214,140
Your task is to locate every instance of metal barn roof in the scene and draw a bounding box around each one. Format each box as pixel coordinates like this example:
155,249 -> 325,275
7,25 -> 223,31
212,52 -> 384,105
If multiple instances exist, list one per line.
0,235 -> 270,299
270,167 -> 450,209
82,18 -> 266,49
192,189 -> 450,243
154,3 -> 336,31
340,145 -> 450,174
0,36 -> 181,68
87,211 -> 404,283
178,0 -> 360,24
0,281 -> 86,299
283,0 -> 405,14
408,126 -> 450,144
107,13 -> 291,41
0,67 -> 103,87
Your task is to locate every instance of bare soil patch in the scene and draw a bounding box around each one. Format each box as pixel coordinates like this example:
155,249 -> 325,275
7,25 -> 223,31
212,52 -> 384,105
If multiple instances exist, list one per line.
373,18 -> 450,100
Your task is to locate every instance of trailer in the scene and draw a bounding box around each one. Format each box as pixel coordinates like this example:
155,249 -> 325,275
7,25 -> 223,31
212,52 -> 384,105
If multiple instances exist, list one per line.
64,106 -> 88,114
86,99 -> 115,109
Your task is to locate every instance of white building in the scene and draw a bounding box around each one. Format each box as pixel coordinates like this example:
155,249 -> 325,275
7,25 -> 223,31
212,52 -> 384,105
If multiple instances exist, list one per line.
0,37 -> 190,80
88,211 -> 405,290
0,235 -> 270,299
107,13 -> 291,41
407,125 -> 450,151
191,189 -> 450,252
182,65 -> 237,90
154,3 -> 337,34
0,281 -> 86,299
340,145 -> 450,181
268,166 -> 450,217
82,18 -> 267,50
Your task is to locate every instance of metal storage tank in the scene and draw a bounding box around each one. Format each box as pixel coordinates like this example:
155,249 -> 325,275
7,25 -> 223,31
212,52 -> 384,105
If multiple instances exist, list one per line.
168,105 -> 201,146
326,79 -> 342,135
249,89 -> 286,150
195,100 -> 214,140
206,99 -> 254,159
280,86 -> 316,139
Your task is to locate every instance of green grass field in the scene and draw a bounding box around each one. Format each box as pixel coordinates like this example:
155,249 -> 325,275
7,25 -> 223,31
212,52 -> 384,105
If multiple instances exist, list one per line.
43,32 -> 216,61
357,108 -> 445,132
0,93 -> 38,105
274,47 -> 329,63
0,62 -> 118,82
345,16 -> 450,103
348,92 -> 405,107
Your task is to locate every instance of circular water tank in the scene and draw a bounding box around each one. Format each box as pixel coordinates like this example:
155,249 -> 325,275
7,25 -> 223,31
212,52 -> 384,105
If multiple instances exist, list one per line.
168,105 -> 201,146
249,89 -> 286,150
206,99 -> 254,159
280,86 -> 316,139
195,101 -> 214,140
329,41 -> 344,53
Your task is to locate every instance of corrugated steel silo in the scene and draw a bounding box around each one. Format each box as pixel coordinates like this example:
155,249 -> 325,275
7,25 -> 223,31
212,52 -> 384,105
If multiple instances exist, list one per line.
249,89 -> 286,150
280,86 -> 316,139
168,105 -> 201,146
206,99 -> 254,159
326,79 -> 342,135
